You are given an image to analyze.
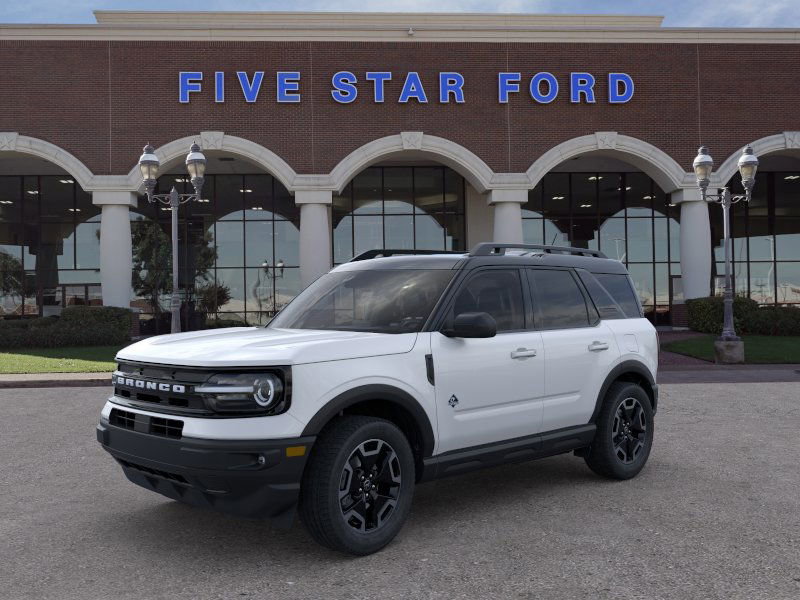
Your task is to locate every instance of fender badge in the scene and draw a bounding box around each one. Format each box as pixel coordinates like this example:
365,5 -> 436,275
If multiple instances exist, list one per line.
448,395 -> 459,408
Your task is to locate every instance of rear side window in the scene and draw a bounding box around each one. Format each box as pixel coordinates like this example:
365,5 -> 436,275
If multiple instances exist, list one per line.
577,270 -> 626,320
594,273 -> 642,318
528,269 -> 591,329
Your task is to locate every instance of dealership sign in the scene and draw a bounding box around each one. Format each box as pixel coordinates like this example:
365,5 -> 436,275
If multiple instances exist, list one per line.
178,71 -> 634,104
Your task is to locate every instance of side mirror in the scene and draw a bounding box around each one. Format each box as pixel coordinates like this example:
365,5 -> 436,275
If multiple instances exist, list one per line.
443,312 -> 497,338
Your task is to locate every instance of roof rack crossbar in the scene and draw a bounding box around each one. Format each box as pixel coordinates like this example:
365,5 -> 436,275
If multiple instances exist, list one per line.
349,249 -> 466,262
469,243 -> 608,259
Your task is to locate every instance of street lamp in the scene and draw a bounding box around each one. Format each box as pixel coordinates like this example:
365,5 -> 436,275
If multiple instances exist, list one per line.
692,145 -> 759,359
138,142 -> 206,333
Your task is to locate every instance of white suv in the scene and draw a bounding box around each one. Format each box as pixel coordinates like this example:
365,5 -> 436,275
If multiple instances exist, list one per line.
97,243 -> 658,555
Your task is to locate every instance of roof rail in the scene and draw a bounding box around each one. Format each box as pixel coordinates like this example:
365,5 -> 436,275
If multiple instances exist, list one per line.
349,249 -> 466,262
469,243 -> 608,259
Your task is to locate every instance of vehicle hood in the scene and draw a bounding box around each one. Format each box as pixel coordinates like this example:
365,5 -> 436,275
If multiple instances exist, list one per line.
115,327 -> 418,367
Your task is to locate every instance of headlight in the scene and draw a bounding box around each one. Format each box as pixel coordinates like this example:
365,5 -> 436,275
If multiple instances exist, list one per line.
195,372 -> 287,415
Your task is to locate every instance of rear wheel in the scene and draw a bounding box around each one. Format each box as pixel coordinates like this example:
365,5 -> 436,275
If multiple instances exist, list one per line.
299,416 -> 415,555
584,382 -> 654,480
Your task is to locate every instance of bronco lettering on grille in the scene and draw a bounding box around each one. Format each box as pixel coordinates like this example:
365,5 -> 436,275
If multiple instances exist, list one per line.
112,374 -> 186,394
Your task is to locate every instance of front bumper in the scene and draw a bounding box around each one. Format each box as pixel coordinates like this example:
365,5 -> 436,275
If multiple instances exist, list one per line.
97,421 -> 315,527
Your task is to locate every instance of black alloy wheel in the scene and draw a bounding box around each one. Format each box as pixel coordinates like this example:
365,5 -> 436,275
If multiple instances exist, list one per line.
584,381 -> 654,480
612,397 -> 648,464
299,415 -> 415,555
338,439 -> 402,532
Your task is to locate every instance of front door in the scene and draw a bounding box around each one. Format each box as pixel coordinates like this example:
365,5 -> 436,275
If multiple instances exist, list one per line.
431,268 -> 545,454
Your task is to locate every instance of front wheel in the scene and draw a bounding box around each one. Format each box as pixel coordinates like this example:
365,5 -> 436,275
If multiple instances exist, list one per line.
584,382 -> 654,480
299,416 -> 415,555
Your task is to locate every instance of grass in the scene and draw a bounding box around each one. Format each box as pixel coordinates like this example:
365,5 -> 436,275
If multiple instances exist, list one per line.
0,345 -> 123,374
662,335 -> 800,364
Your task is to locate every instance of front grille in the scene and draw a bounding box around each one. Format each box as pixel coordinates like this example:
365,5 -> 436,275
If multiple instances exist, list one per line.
150,416 -> 183,439
108,407 -> 184,439
113,362 -> 211,416
118,458 -> 188,483
109,408 -> 136,430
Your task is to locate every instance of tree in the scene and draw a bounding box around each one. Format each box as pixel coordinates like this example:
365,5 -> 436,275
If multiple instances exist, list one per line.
131,217 -> 221,308
0,251 -> 25,311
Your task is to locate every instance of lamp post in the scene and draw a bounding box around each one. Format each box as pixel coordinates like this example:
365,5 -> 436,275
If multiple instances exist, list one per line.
692,144 -> 758,361
138,142 -> 206,334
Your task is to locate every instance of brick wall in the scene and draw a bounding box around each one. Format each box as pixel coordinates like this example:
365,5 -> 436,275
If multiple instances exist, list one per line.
1,39 -> 799,177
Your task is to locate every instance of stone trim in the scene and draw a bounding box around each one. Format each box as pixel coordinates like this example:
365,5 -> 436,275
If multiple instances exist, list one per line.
0,132 -> 95,191
329,132 -> 496,194
526,132 -> 692,193
712,131 -> 800,187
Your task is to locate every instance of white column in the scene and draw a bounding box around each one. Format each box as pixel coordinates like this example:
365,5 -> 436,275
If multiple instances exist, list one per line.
673,188 -> 712,300
93,191 -> 137,308
488,189 -> 527,243
296,190 -> 333,289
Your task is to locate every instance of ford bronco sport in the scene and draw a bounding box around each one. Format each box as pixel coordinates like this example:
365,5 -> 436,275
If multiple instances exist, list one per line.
97,243 -> 658,555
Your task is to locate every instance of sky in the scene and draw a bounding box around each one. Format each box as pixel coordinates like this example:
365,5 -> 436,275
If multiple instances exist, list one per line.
1,0 -> 799,27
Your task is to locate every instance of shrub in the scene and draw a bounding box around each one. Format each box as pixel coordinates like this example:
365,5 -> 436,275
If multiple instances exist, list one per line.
0,306 -> 132,349
687,296 -> 800,336
201,318 -> 251,330
686,296 -> 759,335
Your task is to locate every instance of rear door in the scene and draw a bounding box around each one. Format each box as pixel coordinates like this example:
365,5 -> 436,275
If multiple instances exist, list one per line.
431,267 -> 545,454
526,268 -> 619,432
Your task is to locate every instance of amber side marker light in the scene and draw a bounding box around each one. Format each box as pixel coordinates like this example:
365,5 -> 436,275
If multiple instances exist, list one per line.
286,446 -> 307,457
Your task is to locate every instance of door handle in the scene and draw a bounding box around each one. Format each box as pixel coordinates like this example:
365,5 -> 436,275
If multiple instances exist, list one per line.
511,348 -> 537,359
588,341 -> 610,352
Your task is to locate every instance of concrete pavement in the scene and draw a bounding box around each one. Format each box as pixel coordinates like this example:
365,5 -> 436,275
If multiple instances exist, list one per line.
1,384 -> 799,599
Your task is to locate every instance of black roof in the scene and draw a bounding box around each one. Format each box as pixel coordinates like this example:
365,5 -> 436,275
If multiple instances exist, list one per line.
338,244 -> 629,275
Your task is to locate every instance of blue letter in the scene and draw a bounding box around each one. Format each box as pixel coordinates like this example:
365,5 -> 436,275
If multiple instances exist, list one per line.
399,72 -> 428,103
277,71 -> 301,103
366,72 -> 392,102
237,71 -> 264,103
179,71 -> 202,103
439,72 -> 465,103
498,72 -> 520,103
214,71 -> 224,103
570,72 -> 596,103
530,72 -> 558,104
609,73 -> 634,104
331,71 -> 358,103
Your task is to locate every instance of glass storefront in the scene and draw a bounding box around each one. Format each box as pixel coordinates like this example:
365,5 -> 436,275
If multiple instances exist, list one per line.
523,172 -> 680,324
713,171 -> 800,305
131,173 -> 301,333
332,166 -> 466,264
0,176 -> 101,318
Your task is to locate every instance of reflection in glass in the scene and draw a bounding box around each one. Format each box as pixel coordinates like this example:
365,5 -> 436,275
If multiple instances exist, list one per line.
776,263 -> 800,304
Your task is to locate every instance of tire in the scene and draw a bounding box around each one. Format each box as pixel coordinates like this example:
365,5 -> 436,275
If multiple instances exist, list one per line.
584,382 -> 654,480
299,416 -> 415,555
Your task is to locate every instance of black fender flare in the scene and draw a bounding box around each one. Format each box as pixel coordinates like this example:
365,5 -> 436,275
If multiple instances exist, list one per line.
301,384 -> 436,458
590,360 -> 658,422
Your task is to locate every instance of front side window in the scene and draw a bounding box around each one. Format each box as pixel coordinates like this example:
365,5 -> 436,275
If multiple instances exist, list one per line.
448,269 -> 525,332
269,269 -> 455,333
528,269 -> 591,329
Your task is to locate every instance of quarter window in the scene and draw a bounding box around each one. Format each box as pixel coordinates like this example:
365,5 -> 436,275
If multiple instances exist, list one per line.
594,273 -> 642,318
450,270 -> 525,332
528,269 -> 590,329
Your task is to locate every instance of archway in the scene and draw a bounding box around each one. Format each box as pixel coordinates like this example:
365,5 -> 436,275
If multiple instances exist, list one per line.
0,149 -> 101,318
711,134 -> 800,306
130,147 -> 301,333
524,150 -> 682,325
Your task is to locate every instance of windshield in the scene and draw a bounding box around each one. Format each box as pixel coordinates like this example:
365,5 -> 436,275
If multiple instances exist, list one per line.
269,269 -> 455,333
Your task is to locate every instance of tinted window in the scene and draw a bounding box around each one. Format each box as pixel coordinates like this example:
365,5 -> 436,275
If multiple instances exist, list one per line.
269,269 -> 454,333
577,270 -> 624,320
528,269 -> 590,329
450,269 -> 524,332
594,273 -> 642,318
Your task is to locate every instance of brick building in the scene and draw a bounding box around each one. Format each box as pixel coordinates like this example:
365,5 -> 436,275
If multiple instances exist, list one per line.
1,11 -> 798,331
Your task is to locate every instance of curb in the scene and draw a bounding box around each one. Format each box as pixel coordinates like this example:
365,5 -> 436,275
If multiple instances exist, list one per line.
0,378 -> 111,389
